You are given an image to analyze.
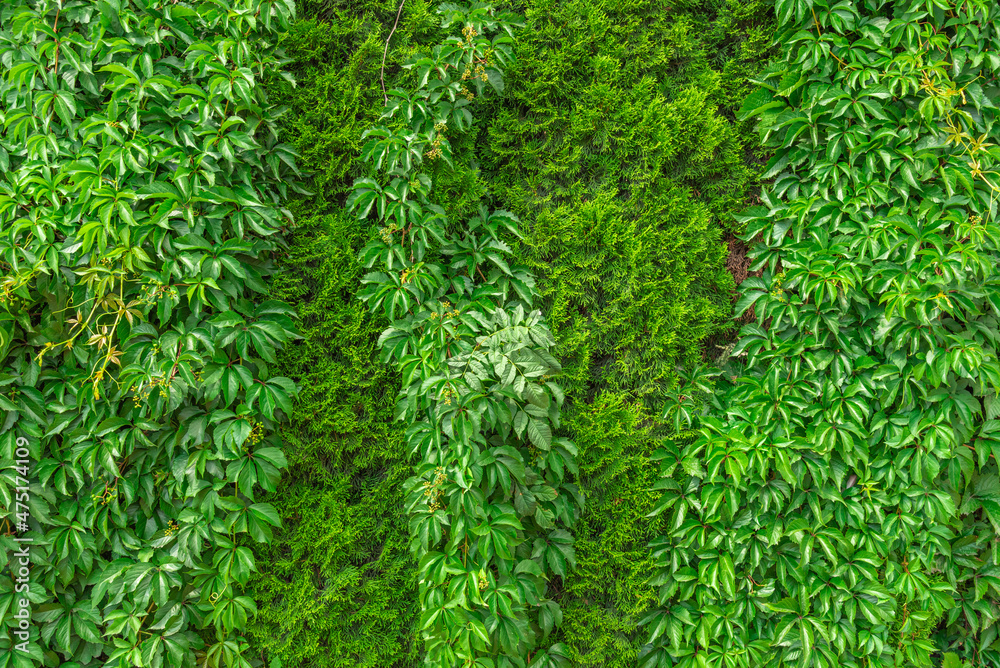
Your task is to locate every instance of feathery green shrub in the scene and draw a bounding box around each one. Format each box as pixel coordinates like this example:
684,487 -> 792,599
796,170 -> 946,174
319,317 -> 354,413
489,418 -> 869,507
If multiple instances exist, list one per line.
480,0 -> 778,408
478,1 -> 778,664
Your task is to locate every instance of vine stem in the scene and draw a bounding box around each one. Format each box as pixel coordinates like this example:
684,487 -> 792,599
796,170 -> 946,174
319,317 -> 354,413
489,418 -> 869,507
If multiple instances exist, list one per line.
167,339 -> 184,382
48,5 -> 62,127
51,7 -> 61,76
381,0 -> 407,106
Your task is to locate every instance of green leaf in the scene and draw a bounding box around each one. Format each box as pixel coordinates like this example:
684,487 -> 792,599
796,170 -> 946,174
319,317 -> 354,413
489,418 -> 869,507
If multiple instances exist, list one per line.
738,88 -> 785,120
526,419 -> 552,450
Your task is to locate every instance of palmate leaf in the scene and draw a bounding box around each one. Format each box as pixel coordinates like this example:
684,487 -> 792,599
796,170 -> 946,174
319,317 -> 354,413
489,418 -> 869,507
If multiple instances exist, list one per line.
738,88 -> 786,121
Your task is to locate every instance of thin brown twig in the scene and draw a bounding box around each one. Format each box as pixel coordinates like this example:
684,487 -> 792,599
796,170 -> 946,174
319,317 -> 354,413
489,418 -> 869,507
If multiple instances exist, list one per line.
381,0 -> 407,105
51,7 -> 61,76
167,339 -> 184,382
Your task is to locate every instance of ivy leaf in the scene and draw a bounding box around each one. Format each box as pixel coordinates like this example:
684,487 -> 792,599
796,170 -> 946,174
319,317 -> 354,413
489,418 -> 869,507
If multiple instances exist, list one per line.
738,88 -> 785,120
526,419 -> 552,450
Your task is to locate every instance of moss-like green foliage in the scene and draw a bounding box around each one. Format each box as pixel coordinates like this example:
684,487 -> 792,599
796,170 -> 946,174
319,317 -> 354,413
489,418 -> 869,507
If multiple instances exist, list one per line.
478,1 -> 777,665
246,1 -> 776,665
481,0 -> 777,407
244,209 -> 419,667
244,5 -> 424,666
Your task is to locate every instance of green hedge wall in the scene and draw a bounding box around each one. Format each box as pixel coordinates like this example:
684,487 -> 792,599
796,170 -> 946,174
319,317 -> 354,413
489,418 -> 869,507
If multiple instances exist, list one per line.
480,0 -> 776,408
246,1 -> 776,665
242,4 -> 423,666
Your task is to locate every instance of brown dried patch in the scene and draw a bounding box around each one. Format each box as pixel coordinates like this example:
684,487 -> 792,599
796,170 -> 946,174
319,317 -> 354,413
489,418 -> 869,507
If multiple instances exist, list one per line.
726,236 -> 753,285
725,233 -> 764,325
700,230 -> 776,364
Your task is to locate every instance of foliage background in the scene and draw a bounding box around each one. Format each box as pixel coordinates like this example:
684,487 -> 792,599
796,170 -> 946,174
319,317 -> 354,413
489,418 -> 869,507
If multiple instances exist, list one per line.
0,2 -> 303,666
644,1 -> 1000,666
245,0 -> 776,665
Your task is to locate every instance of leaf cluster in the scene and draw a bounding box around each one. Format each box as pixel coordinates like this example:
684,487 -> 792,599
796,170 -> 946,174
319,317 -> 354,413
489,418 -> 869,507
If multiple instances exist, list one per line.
643,1 -> 1000,667
346,4 -> 582,667
0,1 -> 301,666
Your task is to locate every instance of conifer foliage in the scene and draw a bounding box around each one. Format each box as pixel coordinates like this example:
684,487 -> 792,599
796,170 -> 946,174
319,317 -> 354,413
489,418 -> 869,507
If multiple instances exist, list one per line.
346,3 -> 582,667
644,1 -> 1000,667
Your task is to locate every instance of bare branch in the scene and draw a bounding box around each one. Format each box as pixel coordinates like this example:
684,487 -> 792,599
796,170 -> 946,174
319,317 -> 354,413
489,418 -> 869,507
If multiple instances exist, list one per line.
381,0 -> 407,106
